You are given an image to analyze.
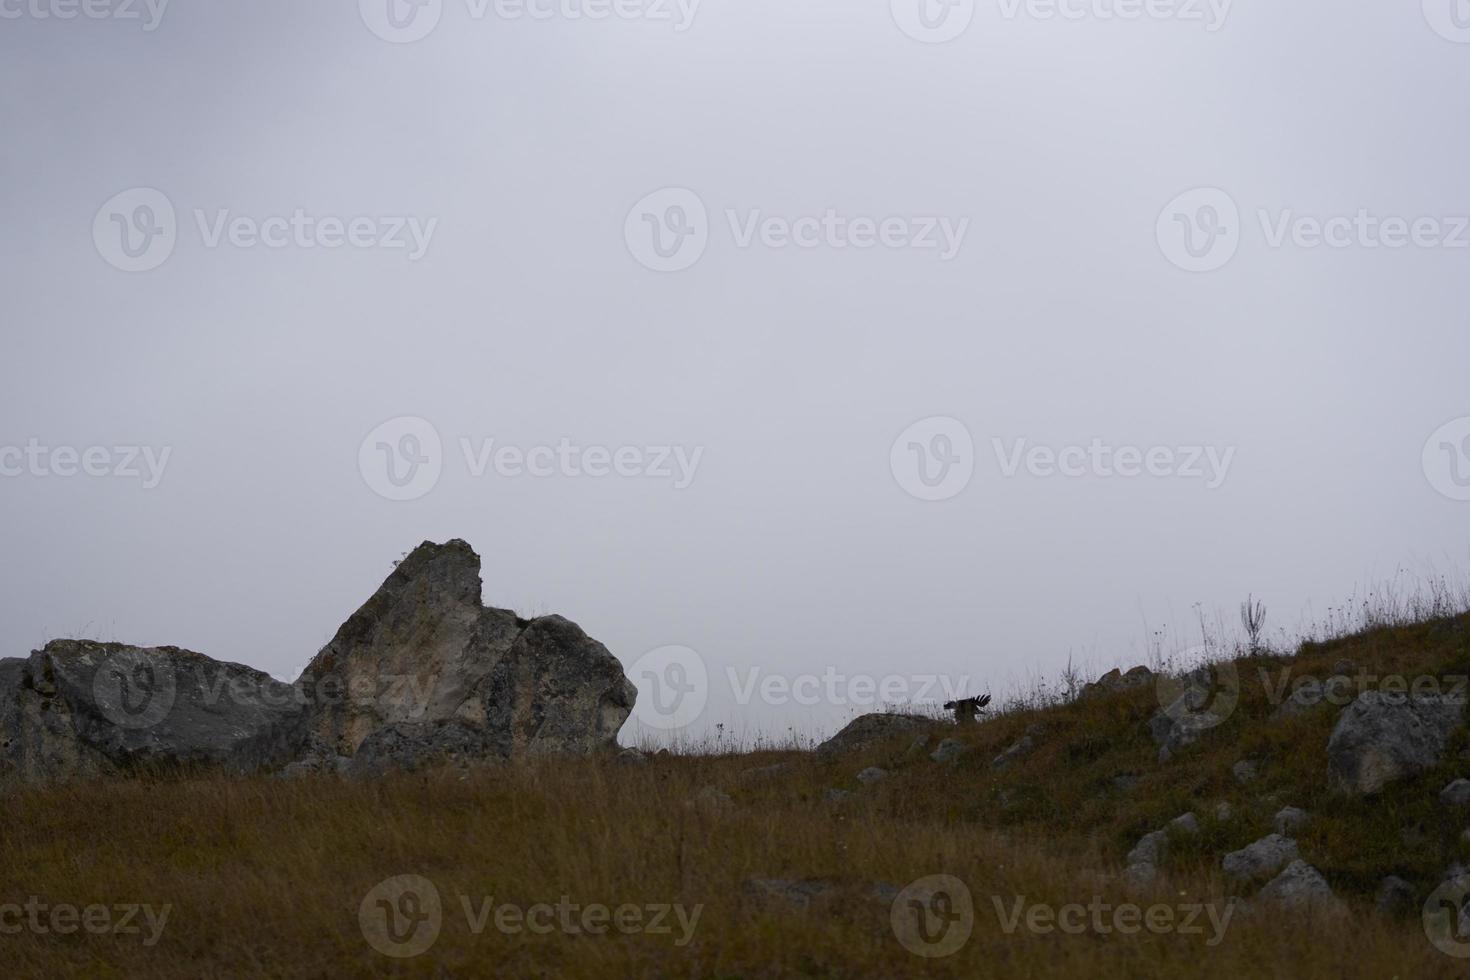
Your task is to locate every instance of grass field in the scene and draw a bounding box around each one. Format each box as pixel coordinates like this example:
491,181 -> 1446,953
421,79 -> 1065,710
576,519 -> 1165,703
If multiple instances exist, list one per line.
5,610 -> 1470,977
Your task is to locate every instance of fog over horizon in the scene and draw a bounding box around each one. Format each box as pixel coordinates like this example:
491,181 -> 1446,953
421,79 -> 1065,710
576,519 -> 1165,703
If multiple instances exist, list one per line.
3,0 -> 1469,746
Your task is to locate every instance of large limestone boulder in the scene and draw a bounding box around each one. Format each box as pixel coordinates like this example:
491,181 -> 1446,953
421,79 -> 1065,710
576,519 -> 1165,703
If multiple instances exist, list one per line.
296,539 -> 635,766
0,641 -> 306,785
1327,692 -> 1465,795
0,658 -> 26,777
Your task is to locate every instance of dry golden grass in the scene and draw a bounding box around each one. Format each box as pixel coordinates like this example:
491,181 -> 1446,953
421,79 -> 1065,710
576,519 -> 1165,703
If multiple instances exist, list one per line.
4,610 -> 1470,977
0,751 -> 1458,978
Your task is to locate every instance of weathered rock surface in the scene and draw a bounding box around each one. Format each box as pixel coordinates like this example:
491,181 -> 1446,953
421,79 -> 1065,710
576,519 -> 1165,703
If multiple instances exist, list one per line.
930,738 -> 968,764
991,734 -> 1036,770
1327,692 -> 1465,795
1442,778 -> 1470,806
1273,806 -> 1311,836
344,719 -> 499,778
1256,861 -> 1343,915
0,641 -> 306,784
1169,812 -> 1201,836
1232,759 -> 1259,784
297,540 -> 635,765
1223,834 -> 1299,881
856,766 -> 889,784
1,540 -> 637,785
1122,829 -> 1169,888
815,713 -> 935,757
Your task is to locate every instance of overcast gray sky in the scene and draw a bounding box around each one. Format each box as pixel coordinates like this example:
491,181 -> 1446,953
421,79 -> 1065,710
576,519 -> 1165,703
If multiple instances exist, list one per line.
3,0 -> 1469,745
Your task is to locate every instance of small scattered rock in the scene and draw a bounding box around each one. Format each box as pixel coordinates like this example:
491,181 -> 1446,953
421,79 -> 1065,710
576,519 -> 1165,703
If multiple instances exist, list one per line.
902,736 -> 932,763
1223,834 -> 1299,881
1215,801 -> 1234,822
1128,830 -> 1169,867
1332,659 -> 1357,678
815,714 -> 934,757
1233,760 -> 1259,784
1123,830 -> 1168,888
617,748 -> 649,766
1256,860 -> 1343,915
1271,678 -> 1326,721
1273,806 -> 1311,836
1169,812 -> 1201,836
930,739 -> 969,764
1149,666 -> 1229,762
1123,862 -> 1157,888
1081,666 -> 1155,700
823,788 -> 854,804
991,735 -> 1036,770
856,767 -> 889,785
1442,779 -> 1470,806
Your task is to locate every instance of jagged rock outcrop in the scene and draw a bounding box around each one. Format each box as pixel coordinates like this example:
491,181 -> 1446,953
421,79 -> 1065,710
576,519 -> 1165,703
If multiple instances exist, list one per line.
296,539 -> 635,769
0,540 -> 638,785
1327,692 -> 1465,795
0,641 -> 306,785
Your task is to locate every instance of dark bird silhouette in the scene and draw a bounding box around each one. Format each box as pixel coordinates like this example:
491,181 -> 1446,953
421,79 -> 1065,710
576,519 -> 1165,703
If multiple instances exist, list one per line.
943,694 -> 992,725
